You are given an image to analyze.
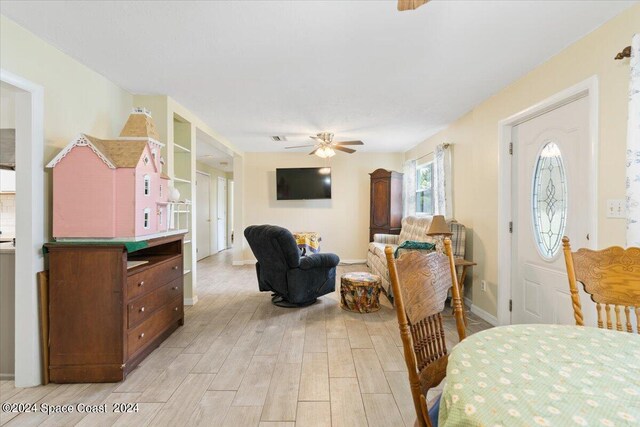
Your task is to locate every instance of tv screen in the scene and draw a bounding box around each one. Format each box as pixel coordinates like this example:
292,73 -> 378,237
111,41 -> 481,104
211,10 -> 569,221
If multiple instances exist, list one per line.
276,167 -> 332,200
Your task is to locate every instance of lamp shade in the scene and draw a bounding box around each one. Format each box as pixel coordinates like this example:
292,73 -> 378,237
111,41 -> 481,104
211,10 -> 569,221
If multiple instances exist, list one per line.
427,215 -> 452,236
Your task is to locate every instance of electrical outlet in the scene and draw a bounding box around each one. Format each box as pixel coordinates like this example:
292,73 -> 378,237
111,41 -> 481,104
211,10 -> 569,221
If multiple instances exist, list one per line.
481,280 -> 487,292
606,199 -> 626,218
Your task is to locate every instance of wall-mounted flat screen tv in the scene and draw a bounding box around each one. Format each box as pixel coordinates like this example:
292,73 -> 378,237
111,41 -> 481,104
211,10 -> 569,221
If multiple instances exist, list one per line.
276,167 -> 332,200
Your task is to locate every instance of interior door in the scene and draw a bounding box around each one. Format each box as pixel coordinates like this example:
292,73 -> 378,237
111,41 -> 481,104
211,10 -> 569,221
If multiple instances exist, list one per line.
227,180 -> 234,247
217,177 -> 227,252
511,96 -> 594,326
196,172 -> 211,260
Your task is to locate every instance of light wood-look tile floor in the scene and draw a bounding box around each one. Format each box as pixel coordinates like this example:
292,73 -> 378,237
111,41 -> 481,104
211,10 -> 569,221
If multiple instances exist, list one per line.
1,251 -> 491,427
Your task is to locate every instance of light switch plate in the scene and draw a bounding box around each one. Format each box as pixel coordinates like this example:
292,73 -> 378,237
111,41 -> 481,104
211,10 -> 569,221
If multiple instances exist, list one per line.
606,199 -> 626,218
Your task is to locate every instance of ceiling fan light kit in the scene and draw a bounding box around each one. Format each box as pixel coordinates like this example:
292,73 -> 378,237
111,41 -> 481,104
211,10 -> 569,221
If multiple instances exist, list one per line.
315,146 -> 336,158
284,132 -> 365,158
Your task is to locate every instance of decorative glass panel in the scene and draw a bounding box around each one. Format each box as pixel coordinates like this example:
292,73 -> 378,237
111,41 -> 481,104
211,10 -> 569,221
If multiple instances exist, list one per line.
532,142 -> 567,259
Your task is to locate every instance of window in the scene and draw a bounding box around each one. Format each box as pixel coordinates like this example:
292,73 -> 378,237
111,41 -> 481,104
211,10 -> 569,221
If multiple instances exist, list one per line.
158,208 -> 163,226
416,162 -> 434,214
144,175 -> 151,196
143,208 -> 150,229
151,149 -> 157,161
143,155 -> 149,165
159,184 -> 163,198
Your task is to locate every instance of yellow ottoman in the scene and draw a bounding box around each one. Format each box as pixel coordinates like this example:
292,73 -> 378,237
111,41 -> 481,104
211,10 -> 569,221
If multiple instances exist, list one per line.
340,272 -> 382,313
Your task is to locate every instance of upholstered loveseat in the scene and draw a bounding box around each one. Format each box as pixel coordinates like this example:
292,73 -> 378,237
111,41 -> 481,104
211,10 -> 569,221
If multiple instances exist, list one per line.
367,215 -> 466,300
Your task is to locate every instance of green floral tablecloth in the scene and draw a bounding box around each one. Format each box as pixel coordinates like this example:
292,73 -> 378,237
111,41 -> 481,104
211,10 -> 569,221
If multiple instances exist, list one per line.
439,324 -> 640,427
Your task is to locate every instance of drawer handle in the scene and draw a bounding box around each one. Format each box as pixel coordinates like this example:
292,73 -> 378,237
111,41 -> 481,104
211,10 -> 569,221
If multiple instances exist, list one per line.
139,307 -> 145,313
172,266 -> 179,270
138,281 -> 145,287
172,286 -> 179,290
174,307 -> 179,311
139,332 -> 145,339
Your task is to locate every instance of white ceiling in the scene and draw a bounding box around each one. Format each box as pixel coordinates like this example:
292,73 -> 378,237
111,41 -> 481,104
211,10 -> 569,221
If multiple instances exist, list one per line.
1,1 -> 634,153
196,128 -> 234,172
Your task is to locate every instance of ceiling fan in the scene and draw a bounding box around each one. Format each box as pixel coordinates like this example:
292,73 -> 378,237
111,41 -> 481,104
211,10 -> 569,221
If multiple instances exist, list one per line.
397,0 -> 429,11
285,132 -> 364,158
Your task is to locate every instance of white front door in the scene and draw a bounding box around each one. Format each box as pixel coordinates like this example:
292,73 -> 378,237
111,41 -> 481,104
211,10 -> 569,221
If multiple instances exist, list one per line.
217,177 -> 227,252
196,172 -> 211,260
511,96 -> 594,326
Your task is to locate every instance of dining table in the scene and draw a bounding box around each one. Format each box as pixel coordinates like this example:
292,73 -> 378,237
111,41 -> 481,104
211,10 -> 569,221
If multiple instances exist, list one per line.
439,324 -> 640,426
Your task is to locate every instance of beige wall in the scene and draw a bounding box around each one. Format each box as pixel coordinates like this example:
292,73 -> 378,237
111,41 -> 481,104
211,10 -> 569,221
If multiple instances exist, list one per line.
405,4 -> 639,318
1,16 -> 134,161
1,15 -> 134,239
1,85 -> 16,128
242,152 -> 403,261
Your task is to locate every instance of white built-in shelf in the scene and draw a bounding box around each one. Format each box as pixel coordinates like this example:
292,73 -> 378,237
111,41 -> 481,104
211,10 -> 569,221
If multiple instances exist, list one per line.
173,177 -> 191,184
173,143 -> 191,153
184,269 -> 192,275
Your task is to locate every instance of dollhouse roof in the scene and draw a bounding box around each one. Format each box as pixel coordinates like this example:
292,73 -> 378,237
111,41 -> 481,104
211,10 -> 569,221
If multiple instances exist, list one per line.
86,136 -> 150,168
46,134 -> 156,170
47,108 -> 165,170
119,108 -> 161,142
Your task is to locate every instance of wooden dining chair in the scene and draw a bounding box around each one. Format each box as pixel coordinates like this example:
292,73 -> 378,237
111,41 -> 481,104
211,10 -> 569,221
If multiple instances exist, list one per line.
385,238 -> 466,427
562,236 -> 640,333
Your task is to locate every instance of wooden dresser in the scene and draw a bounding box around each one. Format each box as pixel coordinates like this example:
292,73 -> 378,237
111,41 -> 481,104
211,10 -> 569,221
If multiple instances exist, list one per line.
369,168 -> 403,241
45,234 -> 185,383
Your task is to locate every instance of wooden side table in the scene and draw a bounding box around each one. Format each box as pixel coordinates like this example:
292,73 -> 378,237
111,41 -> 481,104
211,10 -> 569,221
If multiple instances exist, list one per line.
454,258 -> 476,325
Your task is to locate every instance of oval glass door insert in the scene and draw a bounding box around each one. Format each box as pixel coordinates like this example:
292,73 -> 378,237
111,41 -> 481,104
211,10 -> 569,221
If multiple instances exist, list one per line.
532,142 -> 567,259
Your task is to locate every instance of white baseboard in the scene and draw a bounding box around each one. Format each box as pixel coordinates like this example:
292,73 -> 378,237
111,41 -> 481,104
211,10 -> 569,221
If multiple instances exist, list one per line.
469,302 -> 498,326
184,296 -> 199,306
339,259 -> 367,265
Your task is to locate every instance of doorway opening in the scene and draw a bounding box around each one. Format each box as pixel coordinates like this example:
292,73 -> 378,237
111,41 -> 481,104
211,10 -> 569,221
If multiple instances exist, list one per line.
1,69 -> 45,387
196,171 -> 211,261
195,129 -> 234,267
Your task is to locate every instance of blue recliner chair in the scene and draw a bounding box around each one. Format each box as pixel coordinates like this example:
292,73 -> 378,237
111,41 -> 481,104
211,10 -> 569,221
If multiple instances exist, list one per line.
244,225 -> 340,307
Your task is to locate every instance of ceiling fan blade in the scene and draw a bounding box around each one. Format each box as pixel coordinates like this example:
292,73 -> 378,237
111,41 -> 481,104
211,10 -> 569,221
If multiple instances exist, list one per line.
334,140 -> 364,146
397,0 -> 428,11
333,146 -> 356,154
285,144 -> 316,149
309,148 -> 319,156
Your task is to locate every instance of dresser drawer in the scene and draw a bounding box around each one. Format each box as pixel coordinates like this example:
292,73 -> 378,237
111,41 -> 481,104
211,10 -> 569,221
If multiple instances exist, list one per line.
127,296 -> 183,358
127,278 -> 183,328
127,256 -> 182,300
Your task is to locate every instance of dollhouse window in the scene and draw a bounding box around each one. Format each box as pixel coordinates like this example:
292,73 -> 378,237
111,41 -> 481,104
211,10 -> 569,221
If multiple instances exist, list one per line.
143,208 -> 150,229
158,208 -> 163,226
151,149 -> 157,161
159,184 -> 163,198
144,175 -> 151,196
143,155 -> 149,165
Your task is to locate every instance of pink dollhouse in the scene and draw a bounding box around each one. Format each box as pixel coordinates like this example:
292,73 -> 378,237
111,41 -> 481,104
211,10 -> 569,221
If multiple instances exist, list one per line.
47,108 -> 171,240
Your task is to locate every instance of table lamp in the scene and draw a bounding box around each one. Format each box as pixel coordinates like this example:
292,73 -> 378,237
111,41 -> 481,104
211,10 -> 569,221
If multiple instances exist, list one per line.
427,215 -> 452,254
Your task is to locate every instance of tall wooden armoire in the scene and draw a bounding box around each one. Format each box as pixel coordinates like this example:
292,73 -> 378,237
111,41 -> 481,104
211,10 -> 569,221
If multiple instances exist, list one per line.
369,169 -> 403,241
